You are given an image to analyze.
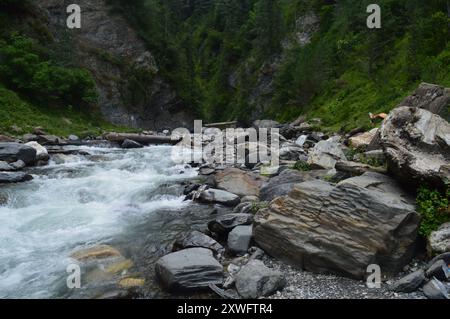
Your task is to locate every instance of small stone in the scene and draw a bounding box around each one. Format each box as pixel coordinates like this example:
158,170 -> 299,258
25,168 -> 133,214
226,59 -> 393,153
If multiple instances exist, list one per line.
227,225 -> 253,255
422,278 -> 449,299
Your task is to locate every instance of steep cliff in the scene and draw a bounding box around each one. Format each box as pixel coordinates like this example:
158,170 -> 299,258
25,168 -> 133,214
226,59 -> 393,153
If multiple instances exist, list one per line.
37,0 -> 193,131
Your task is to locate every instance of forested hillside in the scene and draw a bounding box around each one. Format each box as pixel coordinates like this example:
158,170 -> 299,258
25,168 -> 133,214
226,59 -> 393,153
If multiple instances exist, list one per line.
109,0 -> 450,130
1,0 -> 449,133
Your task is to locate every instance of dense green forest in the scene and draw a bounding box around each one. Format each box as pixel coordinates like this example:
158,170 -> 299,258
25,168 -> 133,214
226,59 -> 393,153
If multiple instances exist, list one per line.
0,0 -> 449,134
109,0 -> 450,130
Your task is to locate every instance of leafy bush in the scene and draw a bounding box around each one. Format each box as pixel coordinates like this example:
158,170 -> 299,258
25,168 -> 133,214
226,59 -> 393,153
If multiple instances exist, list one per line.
293,160 -> 311,171
416,186 -> 450,237
0,34 -> 97,108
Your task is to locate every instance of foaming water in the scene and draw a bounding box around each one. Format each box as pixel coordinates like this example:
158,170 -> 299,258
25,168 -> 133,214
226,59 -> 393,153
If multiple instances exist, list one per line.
0,146 -> 199,298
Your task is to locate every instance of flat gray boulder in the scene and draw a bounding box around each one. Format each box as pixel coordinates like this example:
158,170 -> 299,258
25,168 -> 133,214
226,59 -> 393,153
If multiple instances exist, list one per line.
390,270 -> 426,293
235,260 -> 286,298
198,188 -> 240,207
0,143 -> 37,165
227,225 -> 253,255
254,172 -> 420,279
155,248 -> 223,291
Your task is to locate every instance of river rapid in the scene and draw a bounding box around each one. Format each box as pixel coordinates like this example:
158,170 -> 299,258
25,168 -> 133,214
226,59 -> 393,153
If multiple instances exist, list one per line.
0,145 -> 214,299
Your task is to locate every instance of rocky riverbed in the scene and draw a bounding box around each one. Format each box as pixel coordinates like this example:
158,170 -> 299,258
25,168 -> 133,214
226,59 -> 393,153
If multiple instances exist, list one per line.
0,83 -> 449,299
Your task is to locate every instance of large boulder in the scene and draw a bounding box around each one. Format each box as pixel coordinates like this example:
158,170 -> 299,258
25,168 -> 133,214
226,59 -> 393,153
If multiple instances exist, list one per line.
155,248 -> 223,290
234,260 -> 286,298
25,141 -> 49,161
399,82 -> 450,120
0,143 -> 37,165
254,172 -> 420,279
198,188 -> 241,207
380,106 -> 450,190
215,168 -> 267,197
307,137 -> 347,169
260,169 -> 328,202
428,222 -> 450,255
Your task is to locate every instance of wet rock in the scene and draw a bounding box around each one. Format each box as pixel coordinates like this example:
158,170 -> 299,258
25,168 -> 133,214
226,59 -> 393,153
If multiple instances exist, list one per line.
198,188 -> 241,207
70,245 -> 122,262
232,202 -> 252,214
10,160 -> 26,170
0,142 -> 37,165
25,141 -> 49,161
0,172 -> 33,184
121,139 -> 144,149
260,169 -> 328,202
254,172 -> 420,279
307,137 -> 347,169
428,223 -> 450,255
155,248 -> 223,290
215,168 -> 267,197
0,161 -> 14,171
422,278 -> 449,299
235,260 -> 286,298
173,230 -> 225,255
118,278 -> 145,288
349,128 -> 378,149
227,225 -> 253,255
208,213 -> 253,235
380,106 -> 450,190
199,167 -> 215,175
390,270 -> 426,293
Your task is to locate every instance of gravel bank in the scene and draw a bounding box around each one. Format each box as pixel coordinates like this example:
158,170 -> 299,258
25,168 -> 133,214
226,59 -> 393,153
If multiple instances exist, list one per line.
263,256 -> 427,299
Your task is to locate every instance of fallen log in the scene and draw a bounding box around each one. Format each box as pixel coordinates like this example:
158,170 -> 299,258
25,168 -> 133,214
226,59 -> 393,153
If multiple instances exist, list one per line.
104,133 -> 180,145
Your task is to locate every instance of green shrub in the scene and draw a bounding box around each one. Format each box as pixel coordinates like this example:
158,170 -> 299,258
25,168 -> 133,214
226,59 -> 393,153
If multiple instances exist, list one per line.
293,160 -> 311,172
416,186 -> 450,237
0,34 -> 97,108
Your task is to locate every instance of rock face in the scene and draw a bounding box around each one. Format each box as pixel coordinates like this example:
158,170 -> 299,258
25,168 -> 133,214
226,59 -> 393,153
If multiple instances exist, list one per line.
0,143 -> 36,165
380,106 -> 450,190
307,137 -> 347,169
234,260 -> 286,298
399,82 -> 450,120
254,172 -> 421,279
428,223 -> 450,255
215,168 -> 267,197
155,248 -> 223,290
38,0 -> 193,131
260,169 -> 328,202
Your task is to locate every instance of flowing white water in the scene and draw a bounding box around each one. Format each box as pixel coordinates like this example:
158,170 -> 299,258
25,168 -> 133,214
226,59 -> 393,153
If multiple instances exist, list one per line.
0,145 -> 199,298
